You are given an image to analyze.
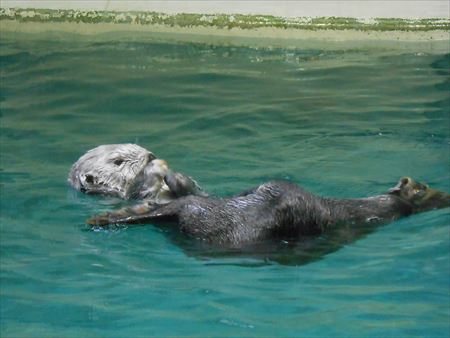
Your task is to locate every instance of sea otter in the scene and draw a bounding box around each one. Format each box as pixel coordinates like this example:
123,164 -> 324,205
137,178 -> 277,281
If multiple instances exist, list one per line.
68,144 -> 206,202
87,177 -> 449,246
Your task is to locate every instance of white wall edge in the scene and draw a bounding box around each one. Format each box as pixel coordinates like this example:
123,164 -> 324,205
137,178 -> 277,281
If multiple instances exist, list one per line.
1,0 -> 449,19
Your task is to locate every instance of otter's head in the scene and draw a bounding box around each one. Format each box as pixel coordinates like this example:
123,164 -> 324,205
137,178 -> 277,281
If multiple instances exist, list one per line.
68,144 -> 169,199
388,177 -> 450,213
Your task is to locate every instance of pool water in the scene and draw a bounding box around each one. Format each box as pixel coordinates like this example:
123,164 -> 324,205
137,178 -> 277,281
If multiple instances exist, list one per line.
1,32 -> 449,337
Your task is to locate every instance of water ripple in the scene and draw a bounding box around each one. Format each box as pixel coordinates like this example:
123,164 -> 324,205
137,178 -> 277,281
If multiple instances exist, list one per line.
1,37 -> 449,337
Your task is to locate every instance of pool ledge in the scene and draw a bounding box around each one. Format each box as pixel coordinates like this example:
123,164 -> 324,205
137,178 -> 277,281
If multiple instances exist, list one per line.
1,8 -> 449,47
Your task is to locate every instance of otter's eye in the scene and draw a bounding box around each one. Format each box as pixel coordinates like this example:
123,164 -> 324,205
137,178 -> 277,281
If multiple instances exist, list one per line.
85,174 -> 94,184
114,159 -> 124,166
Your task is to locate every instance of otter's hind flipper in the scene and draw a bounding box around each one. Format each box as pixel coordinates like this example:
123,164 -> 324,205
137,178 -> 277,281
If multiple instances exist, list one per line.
87,201 -> 179,227
164,170 -> 207,198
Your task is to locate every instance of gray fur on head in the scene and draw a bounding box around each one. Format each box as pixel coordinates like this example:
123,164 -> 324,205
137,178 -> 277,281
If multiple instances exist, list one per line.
69,143 -> 207,202
68,144 -> 169,200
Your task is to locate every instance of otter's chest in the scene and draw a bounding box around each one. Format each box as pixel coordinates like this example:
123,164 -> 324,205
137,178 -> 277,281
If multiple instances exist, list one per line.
177,198 -> 273,244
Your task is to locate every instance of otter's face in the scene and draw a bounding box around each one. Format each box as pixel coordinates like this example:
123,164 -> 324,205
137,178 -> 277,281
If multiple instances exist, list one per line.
388,177 -> 450,212
68,144 -> 168,199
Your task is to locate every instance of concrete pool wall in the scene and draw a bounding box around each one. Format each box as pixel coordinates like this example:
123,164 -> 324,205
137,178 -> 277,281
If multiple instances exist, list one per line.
1,1 -> 449,48
2,1 -> 450,19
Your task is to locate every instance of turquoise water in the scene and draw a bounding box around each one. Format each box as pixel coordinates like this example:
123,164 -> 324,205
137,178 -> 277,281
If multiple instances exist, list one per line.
1,33 -> 449,337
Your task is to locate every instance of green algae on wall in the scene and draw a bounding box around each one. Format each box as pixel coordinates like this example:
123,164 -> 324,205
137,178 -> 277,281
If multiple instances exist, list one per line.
1,7 -> 449,31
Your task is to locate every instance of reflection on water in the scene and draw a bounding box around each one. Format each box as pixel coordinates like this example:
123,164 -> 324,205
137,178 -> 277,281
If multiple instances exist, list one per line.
0,33 -> 449,337
168,224 -> 382,267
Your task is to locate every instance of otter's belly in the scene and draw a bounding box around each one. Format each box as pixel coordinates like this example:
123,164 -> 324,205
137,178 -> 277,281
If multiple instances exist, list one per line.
177,199 -> 276,245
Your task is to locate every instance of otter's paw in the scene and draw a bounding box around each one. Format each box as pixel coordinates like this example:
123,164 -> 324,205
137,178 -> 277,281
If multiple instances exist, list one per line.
86,213 -> 113,227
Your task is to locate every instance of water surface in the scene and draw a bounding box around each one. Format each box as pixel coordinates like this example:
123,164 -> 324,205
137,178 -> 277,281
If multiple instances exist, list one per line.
1,33 -> 449,337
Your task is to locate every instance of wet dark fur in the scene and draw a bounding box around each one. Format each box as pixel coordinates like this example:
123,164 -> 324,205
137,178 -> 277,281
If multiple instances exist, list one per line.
88,177 -> 449,247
